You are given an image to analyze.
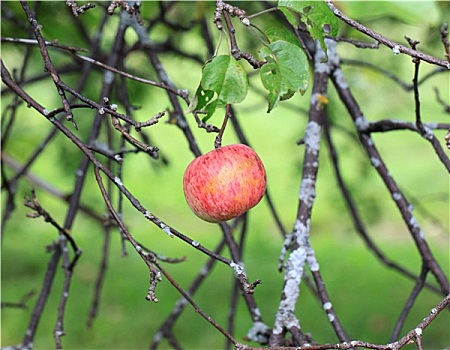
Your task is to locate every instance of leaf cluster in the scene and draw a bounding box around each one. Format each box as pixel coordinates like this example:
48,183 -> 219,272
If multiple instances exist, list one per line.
189,0 -> 338,119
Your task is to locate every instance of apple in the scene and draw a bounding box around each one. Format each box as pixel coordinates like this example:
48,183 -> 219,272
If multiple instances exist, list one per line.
183,144 -> 267,223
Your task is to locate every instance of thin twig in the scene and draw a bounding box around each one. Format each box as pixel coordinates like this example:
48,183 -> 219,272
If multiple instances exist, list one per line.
72,52 -> 189,98
329,48 -> 450,296
20,1 -> 78,129
214,104 -> 231,149
389,265 -> 429,342
326,1 -> 450,69
152,258 -> 245,348
24,190 -> 82,261
323,121 -> 442,294
440,23 -> 450,62
1,36 -> 88,52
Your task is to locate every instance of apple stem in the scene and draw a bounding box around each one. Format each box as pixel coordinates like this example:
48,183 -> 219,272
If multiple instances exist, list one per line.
214,104 -> 232,149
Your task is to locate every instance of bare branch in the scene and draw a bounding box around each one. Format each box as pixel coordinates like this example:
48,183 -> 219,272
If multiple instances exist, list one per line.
326,1 -> 450,69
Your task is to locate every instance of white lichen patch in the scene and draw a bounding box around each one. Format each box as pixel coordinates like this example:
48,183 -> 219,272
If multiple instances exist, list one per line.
323,302 -> 332,310
114,176 -> 123,186
293,219 -> 309,242
104,71 -> 114,84
299,177 -> 316,207
304,121 -> 322,153
286,248 -> 306,282
230,261 -> 245,275
392,192 -> 402,201
333,69 -> 348,89
160,223 -> 173,237
241,17 -> 250,26
419,230 -> 425,239
370,157 -> 381,168
409,216 -> 419,230
314,49 -> 329,74
307,249 -> 319,271
246,321 -> 270,343
355,116 -> 368,131
422,126 -> 434,140
392,45 -> 401,55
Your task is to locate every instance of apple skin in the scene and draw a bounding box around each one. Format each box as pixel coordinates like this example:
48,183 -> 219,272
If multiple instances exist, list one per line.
183,144 -> 267,223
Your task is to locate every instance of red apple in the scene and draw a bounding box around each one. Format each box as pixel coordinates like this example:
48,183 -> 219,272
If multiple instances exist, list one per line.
183,144 -> 267,223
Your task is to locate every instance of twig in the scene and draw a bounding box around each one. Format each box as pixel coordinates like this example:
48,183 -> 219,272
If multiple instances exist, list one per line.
104,97 -> 160,155
107,0 -> 143,26
433,87 -> 450,114
335,36 -> 380,49
256,293 -> 450,349
440,23 -> 450,62
71,52 -> 189,98
222,10 -> 265,69
86,229 -> 110,328
1,153 -> 104,223
340,58 -> 448,91
326,1 -> 450,69
389,265 -> 429,342
329,47 -> 450,296
392,293 -> 450,350
152,258 -> 245,349
213,0 -> 250,30
1,36 -> 88,52
94,166 -> 163,302
150,239 -> 228,349
1,290 -> 36,309
227,106 -> 288,239
214,104 -> 231,149
134,22 -> 203,158
1,59 -> 234,280
323,122 -> 442,295
404,36 -> 424,132
362,119 -> 450,133
20,1 -> 78,129
271,39 -> 350,347
24,190 -> 82,349
24,190 -> 82,262
65,0 -> 95,16
21,245 -> 62,349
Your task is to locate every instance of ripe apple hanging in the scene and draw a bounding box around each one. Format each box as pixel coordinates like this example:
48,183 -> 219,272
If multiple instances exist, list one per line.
183,144 -> 267,223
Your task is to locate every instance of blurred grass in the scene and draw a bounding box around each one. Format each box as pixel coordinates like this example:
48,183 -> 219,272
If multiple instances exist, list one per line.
2,1 -> 449,349
2,213 -> 448,348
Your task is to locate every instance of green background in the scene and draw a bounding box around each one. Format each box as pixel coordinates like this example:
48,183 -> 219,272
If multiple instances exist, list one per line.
2,1 -> 449,349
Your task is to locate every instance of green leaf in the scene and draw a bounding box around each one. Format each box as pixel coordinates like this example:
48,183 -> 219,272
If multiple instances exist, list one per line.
259,40 -> 309,112
260,63 -> 281,112
278,0 -> 338,60
265,27 -> 300,47
188,55 -> 248,121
